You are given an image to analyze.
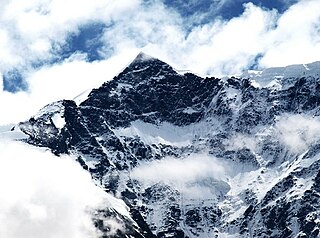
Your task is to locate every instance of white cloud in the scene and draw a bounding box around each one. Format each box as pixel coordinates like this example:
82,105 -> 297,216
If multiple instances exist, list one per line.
0,0 -> 140,70
0,127 -> 133,237
275,114 -> 320,154
225,133 -> 257,152
0,138 -> 104,238
131,154 -> 230,199
131,154 -> 226,184
260,0 -> 320,67
0,90 -> 32,125
28,51 -> 137,101
182,3 -> 277,75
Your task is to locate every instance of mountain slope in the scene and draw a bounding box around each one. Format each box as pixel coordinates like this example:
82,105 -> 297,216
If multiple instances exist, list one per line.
17,53 -> 320,237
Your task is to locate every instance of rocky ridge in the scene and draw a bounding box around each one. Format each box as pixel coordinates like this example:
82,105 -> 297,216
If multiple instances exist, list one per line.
17,53 -> 320,237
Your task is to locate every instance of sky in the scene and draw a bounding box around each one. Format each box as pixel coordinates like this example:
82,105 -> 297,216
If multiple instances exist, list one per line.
0,0 -> 320,125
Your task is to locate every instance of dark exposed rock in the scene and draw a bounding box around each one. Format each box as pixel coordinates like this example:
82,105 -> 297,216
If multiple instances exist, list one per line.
18,53 -> 320,237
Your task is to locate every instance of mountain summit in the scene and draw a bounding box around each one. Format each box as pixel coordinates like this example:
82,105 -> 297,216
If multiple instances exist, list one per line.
131,52 -> 157,63
17,53 -> 320,238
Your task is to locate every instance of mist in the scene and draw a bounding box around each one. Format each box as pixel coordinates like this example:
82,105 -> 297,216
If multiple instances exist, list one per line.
0,135 -> 105,238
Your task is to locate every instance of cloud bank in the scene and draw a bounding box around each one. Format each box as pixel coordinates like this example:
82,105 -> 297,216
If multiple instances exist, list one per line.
0,134 -> 107,238
1,0 -> 320,125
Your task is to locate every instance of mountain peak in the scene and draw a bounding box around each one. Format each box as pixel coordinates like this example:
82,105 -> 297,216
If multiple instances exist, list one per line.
127,52 -> 169,69
132,52 -> 156,63
117,52 -> 176,82
17,52 -> 320,237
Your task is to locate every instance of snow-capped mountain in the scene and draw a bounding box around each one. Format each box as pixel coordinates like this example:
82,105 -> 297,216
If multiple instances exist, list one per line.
15,52 -> 320,237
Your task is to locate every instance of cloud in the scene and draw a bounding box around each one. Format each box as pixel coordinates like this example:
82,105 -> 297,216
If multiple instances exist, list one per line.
225,133 -> 257,152
0,138 -> 101,237
260,0 -> 320,67
275,114 -> 320,154
131,154 -> 230,199
98,0 -> 320,75
0,130 -> 130,238
95,2 -> 272,76
180,3 -> 277,75
225,113 -> 320,157
0,0 -> 140,70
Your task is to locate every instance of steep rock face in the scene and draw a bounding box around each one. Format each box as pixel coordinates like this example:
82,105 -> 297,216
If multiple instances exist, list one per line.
18,53 -> 320,237
81,53 -> 221,127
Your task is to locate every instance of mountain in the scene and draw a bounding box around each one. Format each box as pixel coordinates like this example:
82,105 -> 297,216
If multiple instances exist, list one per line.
16,52 -> 320,237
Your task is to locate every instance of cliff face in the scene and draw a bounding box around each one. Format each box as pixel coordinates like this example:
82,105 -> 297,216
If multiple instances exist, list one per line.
18,53 -> 320,237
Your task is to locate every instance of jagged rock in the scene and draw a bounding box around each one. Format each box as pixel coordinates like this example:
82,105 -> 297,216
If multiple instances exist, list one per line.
18,53 -> 320,237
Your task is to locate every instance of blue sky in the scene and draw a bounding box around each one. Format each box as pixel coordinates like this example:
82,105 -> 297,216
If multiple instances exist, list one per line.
164,0 -> 297,23
0,0 -> 320,124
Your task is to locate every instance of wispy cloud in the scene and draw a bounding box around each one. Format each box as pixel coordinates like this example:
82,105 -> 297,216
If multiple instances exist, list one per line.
275,114 -> 320,154
131,154 -> 230,199
0,136 -> 107,237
